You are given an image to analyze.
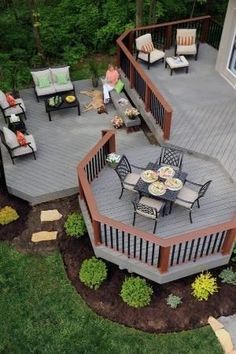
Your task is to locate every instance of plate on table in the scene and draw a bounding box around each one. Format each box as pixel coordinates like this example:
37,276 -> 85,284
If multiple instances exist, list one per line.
158,166 -> 175,179
165,178 -> 183,191
148,181 -> 166,196
141,170 -> 158,183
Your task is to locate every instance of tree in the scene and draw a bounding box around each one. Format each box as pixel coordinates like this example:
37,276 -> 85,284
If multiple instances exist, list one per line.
149,0 -> 157,24
28,0 -> 45,63
136,0 -> 143,27
190,0 -> 207,18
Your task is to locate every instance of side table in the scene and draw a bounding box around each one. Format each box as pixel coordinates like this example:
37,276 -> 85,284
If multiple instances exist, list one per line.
8,117 -> 27,134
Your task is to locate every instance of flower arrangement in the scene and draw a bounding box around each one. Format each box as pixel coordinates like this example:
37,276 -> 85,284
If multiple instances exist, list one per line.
106,153 -> 121,167
125,107 -> 139,120
111,115 -> 123,129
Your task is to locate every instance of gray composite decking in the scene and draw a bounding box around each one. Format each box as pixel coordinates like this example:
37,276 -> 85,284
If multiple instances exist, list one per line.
0,80 -> 150,204
142,43 -> 236,182
92,145 -> 236,238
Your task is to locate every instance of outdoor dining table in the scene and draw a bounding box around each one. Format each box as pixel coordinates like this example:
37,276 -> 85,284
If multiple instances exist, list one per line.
134,162 -> 188,214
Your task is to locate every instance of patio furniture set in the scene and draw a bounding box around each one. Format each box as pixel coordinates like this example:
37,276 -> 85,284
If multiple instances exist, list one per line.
135,29 -> 199,75
114,147 -> 211,232
0,66 -> 81,164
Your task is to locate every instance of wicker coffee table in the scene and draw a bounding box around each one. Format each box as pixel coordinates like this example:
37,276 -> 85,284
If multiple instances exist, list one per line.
45,92 -> 80,121
165,56 -> 189,76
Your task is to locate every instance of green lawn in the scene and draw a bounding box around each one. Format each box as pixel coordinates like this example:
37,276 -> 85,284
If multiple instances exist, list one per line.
0,243 -> 223,354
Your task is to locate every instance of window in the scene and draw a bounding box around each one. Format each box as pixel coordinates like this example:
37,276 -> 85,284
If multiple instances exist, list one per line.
228,34 -> 236,76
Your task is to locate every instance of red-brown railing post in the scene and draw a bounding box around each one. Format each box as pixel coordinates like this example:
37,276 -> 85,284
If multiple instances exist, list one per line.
108,132 -> 116,154
92,219 -> 101,245
158,246 -> 171,273
145,85 -> 151,112
221,228 -> 236,255
165,24 -> 173,49
163,111 -> 172,140
200,16 -> 211,42
128,31 -> 135,54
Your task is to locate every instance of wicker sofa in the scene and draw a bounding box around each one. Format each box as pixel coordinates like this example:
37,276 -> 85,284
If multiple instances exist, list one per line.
31,66 -> 75,101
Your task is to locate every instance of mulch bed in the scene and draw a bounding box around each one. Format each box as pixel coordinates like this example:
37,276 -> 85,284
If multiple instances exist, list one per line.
1,187 -> 236,333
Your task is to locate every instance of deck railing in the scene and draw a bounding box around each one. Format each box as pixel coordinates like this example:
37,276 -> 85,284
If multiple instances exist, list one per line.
78,131 -> 236,274
116,16 -> 223,141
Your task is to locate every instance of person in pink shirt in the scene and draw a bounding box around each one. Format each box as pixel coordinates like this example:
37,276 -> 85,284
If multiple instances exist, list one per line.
103,64 -> 119,103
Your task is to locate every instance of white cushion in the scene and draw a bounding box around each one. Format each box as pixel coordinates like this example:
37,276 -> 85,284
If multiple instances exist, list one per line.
54,82 -> 73,93
176,44 -> 197,55
175,186 -> 198,208
137,196 -> 164,219
138,49 -> 165,63
3,127 -> 18,149
50,66 -> 71,84
4,98 -> 26,116
35,85 -> 56,97
0,90 -> 9,109
12,134 -> 37,157
123,172 -> 140,191
136,34 -> 152,51
176,29 -> 196,42
31,69 -> 52,87
166,56 -> 189,69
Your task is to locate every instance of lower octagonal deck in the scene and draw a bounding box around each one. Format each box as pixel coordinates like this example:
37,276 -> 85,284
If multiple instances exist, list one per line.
92,145 -> 236,238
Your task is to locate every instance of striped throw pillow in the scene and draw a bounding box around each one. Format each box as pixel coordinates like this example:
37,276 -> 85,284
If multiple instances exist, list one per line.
141,41 -> 154,53
177,36 -> 194,46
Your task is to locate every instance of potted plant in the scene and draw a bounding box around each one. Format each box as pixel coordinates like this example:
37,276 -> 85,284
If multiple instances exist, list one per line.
125,107 -> 140,120
88,60 -> 99,88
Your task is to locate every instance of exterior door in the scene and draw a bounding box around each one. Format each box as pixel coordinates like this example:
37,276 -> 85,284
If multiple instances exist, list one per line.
228,34 -> 236,76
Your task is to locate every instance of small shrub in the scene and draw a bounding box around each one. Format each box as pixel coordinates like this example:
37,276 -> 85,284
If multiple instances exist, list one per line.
166,294 -> 182,309
79,257 -> 107,289
219,267 -> 236,285
191,272 -> 218,301
120,276 -> 153,308
0,206 -> 19,225
231,245 -> 236,262
64,212 -> 86,237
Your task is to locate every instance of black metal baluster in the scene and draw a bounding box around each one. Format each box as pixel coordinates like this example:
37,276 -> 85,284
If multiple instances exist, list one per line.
116,229 -> 119,251
104,224 -> 108,246
200,236 -> 207,257
205,234 -> 213,256
188,239 -> 195,261
134,236 -> 137,258
139,238 -> 143,261
128,233 -> 130,257
110,226 -> 113,249
194,238 -> 201,260
145,241 -> 149,263
122,231 -> 125,253
217,231 -> 226,252
151,243 -> 155,266
170,245 -> 176,266
182,241 -> 188,263
211,233 -> 219,254
176,243 -> 182,265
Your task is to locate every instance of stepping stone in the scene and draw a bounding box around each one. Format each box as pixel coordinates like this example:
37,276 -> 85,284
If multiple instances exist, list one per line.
208,316 -> 224,332
40,210 -> 62,222
215,328 -> 234,353
31,231 -> 58,242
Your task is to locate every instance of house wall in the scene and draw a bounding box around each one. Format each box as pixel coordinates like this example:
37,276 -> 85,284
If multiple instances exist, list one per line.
216,0 -> 236,88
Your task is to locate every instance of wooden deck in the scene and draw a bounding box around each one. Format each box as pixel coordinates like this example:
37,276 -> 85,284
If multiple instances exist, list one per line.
92,145 -> 236,238
142,43 -> 236,182
0,80 -> 149,204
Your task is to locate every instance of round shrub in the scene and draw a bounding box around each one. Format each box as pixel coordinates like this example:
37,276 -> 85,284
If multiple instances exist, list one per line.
120,276 -> 153,308
79,257 -> 107,290
0,206 -> 19,225
64,212 -> 86,237
191,272 -> 218,301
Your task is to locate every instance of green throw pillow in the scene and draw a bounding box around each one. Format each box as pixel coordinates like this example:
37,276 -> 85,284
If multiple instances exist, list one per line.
38,75 -> 50,88
56,73 -> 68,85
115,79 -> 124,94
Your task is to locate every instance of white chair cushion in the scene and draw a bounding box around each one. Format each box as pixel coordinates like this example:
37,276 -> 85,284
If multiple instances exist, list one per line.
35,85 -> 56,97
137,196 -> 164,219
54,82 -> 73,93
175,186 -> 198,208
50,66 -> 71,84
4,98 -> 26,116
3,127 -> 18,149
138,49 -> 165,63
12,134 -> 37,157
123,172 -> 140,191
0,90 -> 9,109
136,33 -> 152,51
166,56 -> 189,69
176,44 -> 197,55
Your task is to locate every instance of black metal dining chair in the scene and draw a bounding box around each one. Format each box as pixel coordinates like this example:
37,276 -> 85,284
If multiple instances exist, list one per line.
157,146 -> 184,171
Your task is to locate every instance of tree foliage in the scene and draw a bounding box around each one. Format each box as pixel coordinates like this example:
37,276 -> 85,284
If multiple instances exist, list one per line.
0,0 -> 228,90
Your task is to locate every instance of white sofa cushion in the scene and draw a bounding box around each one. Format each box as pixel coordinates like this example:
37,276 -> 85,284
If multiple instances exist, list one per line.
54,82 -> 74,93
3,127 -> 18,149
50,66 -> 71,84
12,134 -> 37,157
35,85 -> 56,97
4,98 -> 26,116
0,90 -> 9,109
31,69 -> 52,87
